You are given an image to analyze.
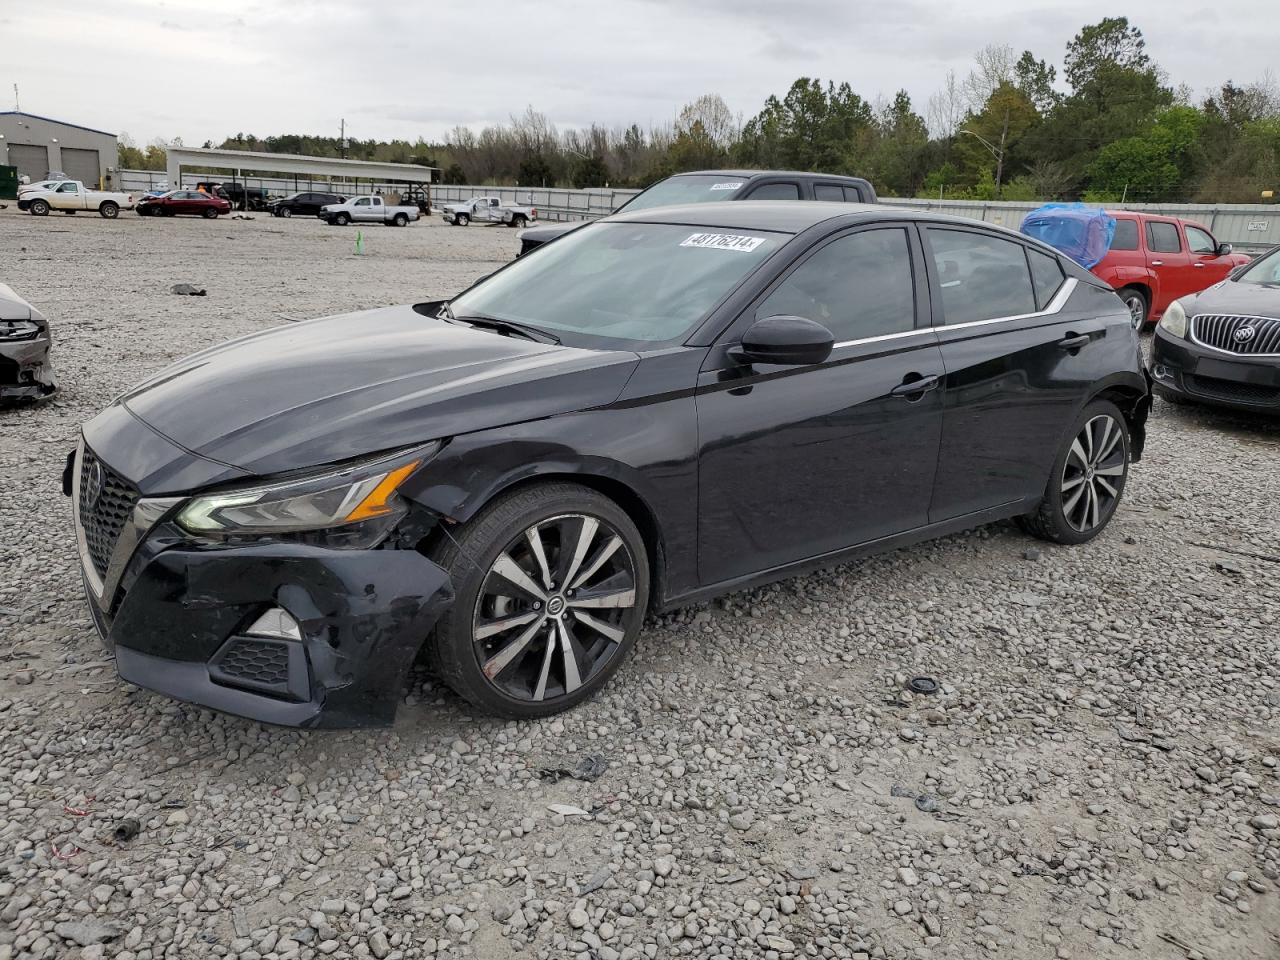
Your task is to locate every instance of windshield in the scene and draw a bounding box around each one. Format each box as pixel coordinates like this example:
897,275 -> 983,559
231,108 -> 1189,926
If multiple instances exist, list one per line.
1234,249 -> 1280,285
448,222 -> 784,348
619,175 -> 751,213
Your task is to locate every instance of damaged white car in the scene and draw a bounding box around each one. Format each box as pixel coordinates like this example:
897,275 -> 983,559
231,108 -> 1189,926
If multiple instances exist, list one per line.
0,283 -> 56,401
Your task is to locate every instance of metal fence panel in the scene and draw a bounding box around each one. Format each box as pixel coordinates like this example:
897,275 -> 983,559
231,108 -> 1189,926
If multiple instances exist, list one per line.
115,172 -> 1279,250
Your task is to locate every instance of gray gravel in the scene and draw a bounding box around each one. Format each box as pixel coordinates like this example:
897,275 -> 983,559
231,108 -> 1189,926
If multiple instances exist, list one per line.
1,206 -> 1278,960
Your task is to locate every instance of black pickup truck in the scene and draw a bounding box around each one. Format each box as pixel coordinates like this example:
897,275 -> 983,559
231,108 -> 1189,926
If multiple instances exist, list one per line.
517,169 -> 877,255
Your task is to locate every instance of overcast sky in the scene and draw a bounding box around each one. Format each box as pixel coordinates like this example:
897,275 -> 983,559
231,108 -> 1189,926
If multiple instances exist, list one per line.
3,0 -> 1275,147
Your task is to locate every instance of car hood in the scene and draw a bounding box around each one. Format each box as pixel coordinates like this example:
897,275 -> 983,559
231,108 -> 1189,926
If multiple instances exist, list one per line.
116,305 -> 640,480
1182,281 -> 1280,320
519,221 -> 583,247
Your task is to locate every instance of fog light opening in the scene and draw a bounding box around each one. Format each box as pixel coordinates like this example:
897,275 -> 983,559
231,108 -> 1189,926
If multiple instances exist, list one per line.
245,607 -> 303,642
1152,364 -> 1171,381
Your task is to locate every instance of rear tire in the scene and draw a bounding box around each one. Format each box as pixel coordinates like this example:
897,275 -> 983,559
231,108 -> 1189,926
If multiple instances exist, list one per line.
509,214 -> 527,228
428,482 -> 650,719
99,201 -> 119,219
29,199 -> 49,216
1019,399 -> 1130,545
1117,287 -> 1149,330
394,212 -> 408,227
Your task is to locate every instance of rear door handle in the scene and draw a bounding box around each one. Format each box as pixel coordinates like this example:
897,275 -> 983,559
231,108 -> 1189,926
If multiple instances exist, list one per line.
890,373 -> 941,398
1058,334 -> 1091,350
1150,260 -> 1164,266
1194,262 -> 1205,268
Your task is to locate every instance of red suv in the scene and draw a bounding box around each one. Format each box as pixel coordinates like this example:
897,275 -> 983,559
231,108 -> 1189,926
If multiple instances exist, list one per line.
1093,212 -> 1250,328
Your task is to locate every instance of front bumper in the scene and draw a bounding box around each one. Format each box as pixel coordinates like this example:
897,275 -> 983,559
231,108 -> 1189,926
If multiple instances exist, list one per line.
0,335 -> 56,399
1151,325 -> 1280,414
71,445 -> 454,728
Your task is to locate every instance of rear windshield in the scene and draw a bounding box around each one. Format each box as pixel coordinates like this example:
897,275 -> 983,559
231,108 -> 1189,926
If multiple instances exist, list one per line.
448,222 -> 785,348
620,175 -> 753,212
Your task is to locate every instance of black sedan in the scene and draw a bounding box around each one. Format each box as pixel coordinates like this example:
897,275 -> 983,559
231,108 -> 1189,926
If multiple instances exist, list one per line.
1,283 -> 56,400
69,203 -> 1148,727
1151,246 -> 1280,414
269,192 -> 345,218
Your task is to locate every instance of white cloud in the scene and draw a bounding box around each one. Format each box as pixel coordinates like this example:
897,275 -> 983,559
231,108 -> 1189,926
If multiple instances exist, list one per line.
3,0 -> 1274,144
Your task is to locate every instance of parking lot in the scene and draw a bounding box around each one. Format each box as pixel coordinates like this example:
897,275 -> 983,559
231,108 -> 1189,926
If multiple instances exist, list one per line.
1,206 -> 1278,960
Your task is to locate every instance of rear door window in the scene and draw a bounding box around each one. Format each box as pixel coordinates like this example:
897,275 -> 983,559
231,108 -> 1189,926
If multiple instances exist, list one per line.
756,228 -> 917,341
746,182 -> 801,200
843,186 -> 867,202
1146,221 -> 1182,253
926,228 -> 1037,324
813,184 -> 844,202
1111,219 -> 1139,251
1027,248 -> 1066,310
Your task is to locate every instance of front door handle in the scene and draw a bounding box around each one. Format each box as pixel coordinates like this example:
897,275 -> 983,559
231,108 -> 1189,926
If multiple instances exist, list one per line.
890,373 -> 941,398
1058,333 -> 1091,350
1193,262 -> 1205,268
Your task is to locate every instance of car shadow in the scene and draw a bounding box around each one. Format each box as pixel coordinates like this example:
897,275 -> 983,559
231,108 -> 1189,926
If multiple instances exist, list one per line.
1154,395 -> 1280,443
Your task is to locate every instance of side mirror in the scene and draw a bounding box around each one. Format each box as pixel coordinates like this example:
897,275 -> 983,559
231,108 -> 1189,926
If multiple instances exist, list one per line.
729,315 -> 834,366
1216,242 -> 1233,257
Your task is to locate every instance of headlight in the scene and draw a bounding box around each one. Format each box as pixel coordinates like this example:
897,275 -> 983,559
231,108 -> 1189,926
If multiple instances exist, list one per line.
1158,299 -> 1188,338
176,443 -> 438,541
0,320 -> 40,341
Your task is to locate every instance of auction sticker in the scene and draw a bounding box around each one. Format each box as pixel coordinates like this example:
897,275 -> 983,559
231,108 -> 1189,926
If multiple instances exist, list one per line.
709,182 -> 744,191
680,233 -> 766,253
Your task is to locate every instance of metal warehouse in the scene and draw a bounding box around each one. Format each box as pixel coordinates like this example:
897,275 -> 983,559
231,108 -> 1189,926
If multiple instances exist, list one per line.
0,112 -> 117,188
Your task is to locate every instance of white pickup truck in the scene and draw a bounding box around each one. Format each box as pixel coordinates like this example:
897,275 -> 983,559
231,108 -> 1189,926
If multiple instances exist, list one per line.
441,195 -> 537,228
17,181 -> 135,219
318,196 -> 420,227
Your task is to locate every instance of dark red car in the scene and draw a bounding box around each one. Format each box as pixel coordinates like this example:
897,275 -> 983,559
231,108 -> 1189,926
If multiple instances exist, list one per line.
137,190 -> 231,219
1092,212 -> 1251,328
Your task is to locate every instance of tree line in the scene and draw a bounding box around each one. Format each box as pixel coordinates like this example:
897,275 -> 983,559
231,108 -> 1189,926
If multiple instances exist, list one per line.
120,17 -> 1278,203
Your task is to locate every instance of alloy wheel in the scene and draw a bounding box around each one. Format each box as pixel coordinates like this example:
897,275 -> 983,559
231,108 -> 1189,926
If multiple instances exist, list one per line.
472,513 -> 639,703
1124,295 -> 1145,329
1061,414 -> 1126,532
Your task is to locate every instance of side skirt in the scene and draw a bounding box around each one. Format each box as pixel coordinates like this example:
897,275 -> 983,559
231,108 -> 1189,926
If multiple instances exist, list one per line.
659,499 -> 1035,613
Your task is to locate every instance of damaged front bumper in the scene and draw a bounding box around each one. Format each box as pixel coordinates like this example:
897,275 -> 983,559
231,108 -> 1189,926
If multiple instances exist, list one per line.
70,444 -> 454,728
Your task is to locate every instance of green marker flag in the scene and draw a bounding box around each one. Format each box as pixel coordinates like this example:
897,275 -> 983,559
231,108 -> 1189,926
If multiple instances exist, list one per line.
355,231 -> 364,255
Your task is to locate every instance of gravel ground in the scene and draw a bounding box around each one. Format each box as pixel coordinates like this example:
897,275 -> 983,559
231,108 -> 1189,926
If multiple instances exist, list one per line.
1,206 -> 1278,960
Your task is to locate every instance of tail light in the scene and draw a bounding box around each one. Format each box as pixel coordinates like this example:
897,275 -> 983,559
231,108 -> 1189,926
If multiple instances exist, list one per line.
531,208 -> 538,219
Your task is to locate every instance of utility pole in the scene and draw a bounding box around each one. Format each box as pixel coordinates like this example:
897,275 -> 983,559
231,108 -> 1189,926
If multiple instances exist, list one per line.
13,84 -> 19,111
340,119 -> 347,159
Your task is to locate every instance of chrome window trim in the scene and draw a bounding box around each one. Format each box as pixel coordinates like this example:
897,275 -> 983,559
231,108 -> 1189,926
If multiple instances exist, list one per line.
833,327 -> 937,350
1190,313 -> 1280,359
936,277 -> 1078,333
72,436 -> 181,610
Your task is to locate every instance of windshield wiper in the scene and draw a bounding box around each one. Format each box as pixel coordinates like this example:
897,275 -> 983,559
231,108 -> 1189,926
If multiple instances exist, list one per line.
444,305 -> 560,345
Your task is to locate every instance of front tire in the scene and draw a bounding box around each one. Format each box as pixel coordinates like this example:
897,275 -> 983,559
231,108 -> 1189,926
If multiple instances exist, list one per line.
429,483 -> 650,719
99,201 -> 119,219
29,199 -> 49,216
1117,287 -> 1149,329
1020,400 -> 1130,545
280,206 -> 293,218
457,213 -> 470,226
202,207 -> 219,219
334,212 -> 350,226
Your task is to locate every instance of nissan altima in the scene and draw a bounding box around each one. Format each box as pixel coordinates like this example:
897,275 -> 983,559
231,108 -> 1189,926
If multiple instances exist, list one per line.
68,203 -> 1149,727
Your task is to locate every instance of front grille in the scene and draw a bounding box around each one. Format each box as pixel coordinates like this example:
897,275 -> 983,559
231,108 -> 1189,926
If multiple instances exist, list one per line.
78,447 -> 140,580
1191,314 -> 1280,356
1184,374 -> 1280,405
213,638 -> 292,687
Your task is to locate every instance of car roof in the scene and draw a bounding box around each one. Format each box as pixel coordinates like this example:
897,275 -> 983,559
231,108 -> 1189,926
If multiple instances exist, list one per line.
607,200 -> 1034,236
673,170 -> 872,183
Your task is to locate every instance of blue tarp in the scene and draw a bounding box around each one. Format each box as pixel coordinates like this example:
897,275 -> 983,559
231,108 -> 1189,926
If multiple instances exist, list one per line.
1020,203 -> 1116,269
